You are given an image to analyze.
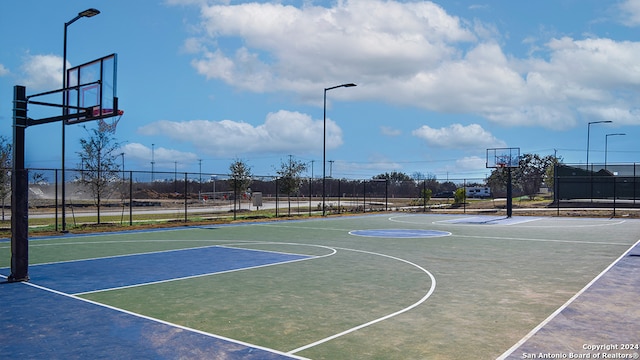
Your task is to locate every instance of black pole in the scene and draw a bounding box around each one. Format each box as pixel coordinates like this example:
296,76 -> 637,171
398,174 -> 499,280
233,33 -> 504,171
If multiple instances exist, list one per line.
555,164 -> 560,216
337,179 -> 341,212
129,171 -> 133,226
423,179 -> 426,212
55,168 -> 58,231
385,179 -> 388,211
184,172 -> 188,222
308,177 -> 312,216
363,180 -> 366,213
613,176 -> 617,218
9,85 -> 29,282
506,167 -> 513,218
463,179 -> 467,214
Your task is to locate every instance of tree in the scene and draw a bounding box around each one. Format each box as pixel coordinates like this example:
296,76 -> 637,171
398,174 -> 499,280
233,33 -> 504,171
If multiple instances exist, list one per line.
0,136 -> 11,221
373,171 -> 411,185
276,156 -> 307,216
75,126 -> 122,224
454,187 -> 466,204
486,153 -> 558,199
544,155 -> 563,192
229,158 -> 252,217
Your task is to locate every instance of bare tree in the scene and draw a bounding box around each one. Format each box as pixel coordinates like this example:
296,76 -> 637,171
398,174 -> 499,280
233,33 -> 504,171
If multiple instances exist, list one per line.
0,136 -> 11,221
75,126 -> 121,224
229,158 -> 252,217
276,155 -> 307,216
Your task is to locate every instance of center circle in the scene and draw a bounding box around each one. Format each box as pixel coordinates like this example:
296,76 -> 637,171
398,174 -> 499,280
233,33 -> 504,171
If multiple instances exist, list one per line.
349,229 -> 451,238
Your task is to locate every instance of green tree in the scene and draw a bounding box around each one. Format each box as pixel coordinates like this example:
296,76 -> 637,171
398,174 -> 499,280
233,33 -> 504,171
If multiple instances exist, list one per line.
229,158 -> 252,216
373,171 -> 411,185
544,155 -> 563,192
486,153 -> 558,199
454,187 -> 466,204
276,156 -> 307,216
76,126 -> 122,224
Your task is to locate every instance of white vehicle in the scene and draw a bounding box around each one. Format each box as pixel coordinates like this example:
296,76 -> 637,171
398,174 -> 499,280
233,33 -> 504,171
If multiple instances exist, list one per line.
465,186 -> 491,198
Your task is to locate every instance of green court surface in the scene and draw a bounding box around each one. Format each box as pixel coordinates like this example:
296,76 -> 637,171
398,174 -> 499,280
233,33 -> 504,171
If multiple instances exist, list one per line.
1,214 -> 639,359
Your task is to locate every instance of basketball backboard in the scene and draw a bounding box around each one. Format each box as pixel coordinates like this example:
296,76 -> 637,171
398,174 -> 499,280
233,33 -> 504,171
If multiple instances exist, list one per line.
65,53 -> 119,124
486,147 -> 520,168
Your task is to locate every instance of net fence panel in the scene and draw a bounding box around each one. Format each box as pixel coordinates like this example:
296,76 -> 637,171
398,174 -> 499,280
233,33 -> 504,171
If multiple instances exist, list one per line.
556,164 -> 640,206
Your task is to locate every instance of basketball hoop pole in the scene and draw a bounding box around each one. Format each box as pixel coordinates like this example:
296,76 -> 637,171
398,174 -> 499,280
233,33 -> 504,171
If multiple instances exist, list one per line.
8,86 -> 29,282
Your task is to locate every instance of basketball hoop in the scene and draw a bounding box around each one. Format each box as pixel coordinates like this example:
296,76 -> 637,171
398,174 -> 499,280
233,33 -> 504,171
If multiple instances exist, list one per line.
97,109 -> 123,133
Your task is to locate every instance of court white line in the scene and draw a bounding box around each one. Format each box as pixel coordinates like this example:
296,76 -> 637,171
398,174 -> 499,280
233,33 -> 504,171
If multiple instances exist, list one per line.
287,246 -> 436,355
389,214 -> 629,228
456,234 -> 631,246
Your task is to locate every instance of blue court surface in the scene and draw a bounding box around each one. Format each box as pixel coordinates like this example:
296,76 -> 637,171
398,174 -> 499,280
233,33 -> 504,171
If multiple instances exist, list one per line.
23,246 -> 310,294
0,282 -> 301,359
0,246 -> 311,359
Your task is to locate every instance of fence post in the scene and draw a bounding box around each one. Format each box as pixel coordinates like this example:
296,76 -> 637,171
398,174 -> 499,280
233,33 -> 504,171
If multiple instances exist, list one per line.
129,171 -> 133,226
555,164 -> 560,216
613,176 -> 617,217
363,180 -> 366,213
337,179 -> 341,212
184,172 -> 188,222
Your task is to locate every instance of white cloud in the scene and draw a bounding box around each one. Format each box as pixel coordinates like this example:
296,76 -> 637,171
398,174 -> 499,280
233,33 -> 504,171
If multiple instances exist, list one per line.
20,54 -> 63,90
618,0 -> 640,26
380,126 -> 401,136
190,0 -> 474,92
119,143 -> 198,168
0,64 -> 8,76
137,110 -> 342,157
455,156 -> 487,171
178,0 -> 640,129
412,123 -> 505,150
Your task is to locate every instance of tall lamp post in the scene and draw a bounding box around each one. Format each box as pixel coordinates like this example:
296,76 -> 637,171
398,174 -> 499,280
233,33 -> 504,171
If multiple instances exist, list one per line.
605,133 -> 626,169
322,83 -> 356,216
586,120 -> 612,169
62,8 -> 100,232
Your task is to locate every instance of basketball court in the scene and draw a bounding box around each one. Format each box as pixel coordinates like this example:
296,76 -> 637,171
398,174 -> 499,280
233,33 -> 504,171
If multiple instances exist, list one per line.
1,214 -> 638,359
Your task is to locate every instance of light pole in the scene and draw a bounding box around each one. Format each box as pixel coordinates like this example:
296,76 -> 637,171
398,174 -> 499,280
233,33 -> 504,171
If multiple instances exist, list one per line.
586,120 -> 612,169
605,133 -> 626,169
323,83 -> 356,216
151,143 -> 155,182
62,8 -> 100,232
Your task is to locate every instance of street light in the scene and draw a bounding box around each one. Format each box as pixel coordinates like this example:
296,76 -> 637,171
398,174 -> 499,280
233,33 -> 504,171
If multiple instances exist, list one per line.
323,83 -> 356,216
605,133 -> 626,169
586,120 -> 612,169
62,8 -> 100,232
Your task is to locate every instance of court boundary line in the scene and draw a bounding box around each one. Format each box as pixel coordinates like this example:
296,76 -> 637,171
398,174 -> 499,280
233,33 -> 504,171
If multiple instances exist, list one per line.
388,214 -> 628,228
0,275 -> 309,360
496,238 -> 640,359
348,228 -> 452,238
456,234 -> 632,246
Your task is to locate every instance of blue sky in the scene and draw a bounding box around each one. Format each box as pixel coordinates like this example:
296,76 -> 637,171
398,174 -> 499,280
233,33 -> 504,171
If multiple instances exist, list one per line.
1,0 -> 640,181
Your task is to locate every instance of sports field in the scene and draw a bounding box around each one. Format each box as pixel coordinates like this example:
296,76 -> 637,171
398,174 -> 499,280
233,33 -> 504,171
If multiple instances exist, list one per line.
1,214 -> 639,359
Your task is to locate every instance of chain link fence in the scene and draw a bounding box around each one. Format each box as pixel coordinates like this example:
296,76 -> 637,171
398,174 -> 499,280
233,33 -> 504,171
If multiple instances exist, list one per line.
2,168 -> 491,230
6,163 -> 639,231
